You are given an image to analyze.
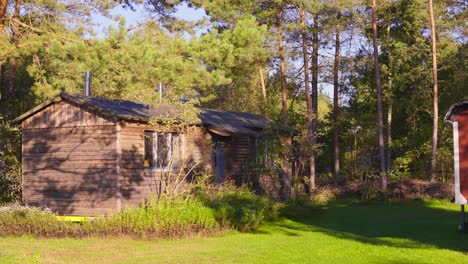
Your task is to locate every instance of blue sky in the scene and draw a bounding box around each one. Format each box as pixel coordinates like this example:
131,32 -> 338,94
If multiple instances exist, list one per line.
93,2 -> 207,38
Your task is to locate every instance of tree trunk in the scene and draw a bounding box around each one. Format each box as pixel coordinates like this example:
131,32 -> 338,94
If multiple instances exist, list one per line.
0,0 -> 8,25
0,0 -> 8,115
386,24 -> 393,175
8,0 -> 21,103
310,12 -> 319,193
299,9 -> 314,194
258,65 -> 267,100
0,63 -> 3,114
277,10 -> 288,126
277,7 -> 291,199
428,0 -> 438,181
371,0 -> 387,190
333,10 -> 341,185
387,102 -> 392,174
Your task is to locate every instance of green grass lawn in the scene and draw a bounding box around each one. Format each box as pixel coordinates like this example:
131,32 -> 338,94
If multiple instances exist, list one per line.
0,199 -> 466,264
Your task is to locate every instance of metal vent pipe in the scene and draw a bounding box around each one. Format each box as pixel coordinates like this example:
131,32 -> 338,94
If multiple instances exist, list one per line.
84,71 -> 91,96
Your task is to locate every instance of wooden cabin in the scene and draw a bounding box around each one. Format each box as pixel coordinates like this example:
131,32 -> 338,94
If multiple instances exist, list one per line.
445,101 -> 468,205
13,93 -> 291,216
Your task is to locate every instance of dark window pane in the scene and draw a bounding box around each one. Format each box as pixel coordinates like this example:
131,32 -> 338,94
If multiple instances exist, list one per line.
144,131 -> 154,168
172,134 -> 180,168
157,133 -> 171,169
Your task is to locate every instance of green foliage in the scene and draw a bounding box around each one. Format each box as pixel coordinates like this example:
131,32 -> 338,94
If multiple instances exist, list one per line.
0,187 -> 282,238
28,21 -> 229,106
199,186 -> 279,231
356,181 -> 385,201
100,196 -> 219,238
339,0 -> 467,182
195,15 -> 272,113
0,197 -> 220,239
0,121 -> 21,203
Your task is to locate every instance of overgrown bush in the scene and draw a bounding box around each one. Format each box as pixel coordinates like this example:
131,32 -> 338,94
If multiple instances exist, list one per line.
0,188 -> 281,238
0,198 -> 221,239
0,204 -> 80,237
200,186 -> 279,231
310,187 -> 336,206
279,197 -> 321,221
99,196 -> 219,238
309,179 -> 454,201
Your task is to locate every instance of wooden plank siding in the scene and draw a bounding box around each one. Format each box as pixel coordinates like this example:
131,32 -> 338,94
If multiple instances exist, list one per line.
223,135 -> 255,183
21,101 -> 118,216
184,126 -> 212,167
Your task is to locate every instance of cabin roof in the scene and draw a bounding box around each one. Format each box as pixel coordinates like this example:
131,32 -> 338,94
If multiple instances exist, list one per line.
13,93 -> 277,136
444,101 -> 468,123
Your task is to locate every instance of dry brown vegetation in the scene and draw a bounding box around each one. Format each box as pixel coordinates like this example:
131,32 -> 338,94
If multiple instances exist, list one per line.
314,179 -> 454,201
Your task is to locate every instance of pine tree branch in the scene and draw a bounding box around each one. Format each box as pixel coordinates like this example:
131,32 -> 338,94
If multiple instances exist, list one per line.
11,18 -> 91,45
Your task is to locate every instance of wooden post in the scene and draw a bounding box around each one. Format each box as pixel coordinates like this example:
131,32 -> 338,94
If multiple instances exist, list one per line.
461,205 -> 466,233
116,122 -> 122,212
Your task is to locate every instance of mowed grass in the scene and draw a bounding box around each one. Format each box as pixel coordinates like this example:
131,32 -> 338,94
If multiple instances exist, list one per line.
0,199 -> 466,264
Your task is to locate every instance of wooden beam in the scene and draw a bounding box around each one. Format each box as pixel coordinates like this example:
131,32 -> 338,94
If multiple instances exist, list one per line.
116,122 -> 123,212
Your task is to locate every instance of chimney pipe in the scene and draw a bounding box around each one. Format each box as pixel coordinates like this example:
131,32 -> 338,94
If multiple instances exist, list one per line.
159,81 -> 162,104
84,71 -> 91,96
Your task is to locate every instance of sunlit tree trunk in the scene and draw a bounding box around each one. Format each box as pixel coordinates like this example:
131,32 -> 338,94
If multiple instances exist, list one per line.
310,12 -> 319,193
387,102 -> 392,173
371,0 -> 387,190
0,0 -> 8,25
258,65 -> 266,100
277,10 -> 288,126
277,7 -> 291,199
428,0 -> 438,181
0,0 -> 9,115
299,9 -> 314,193
8,0 -> 21,103
333,10 -> 341,184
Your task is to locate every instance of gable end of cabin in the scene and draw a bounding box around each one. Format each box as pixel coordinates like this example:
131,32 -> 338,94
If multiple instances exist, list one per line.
20,100 -> 119,216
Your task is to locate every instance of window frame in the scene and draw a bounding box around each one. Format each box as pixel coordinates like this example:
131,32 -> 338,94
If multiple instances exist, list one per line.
144,131 -> 183,171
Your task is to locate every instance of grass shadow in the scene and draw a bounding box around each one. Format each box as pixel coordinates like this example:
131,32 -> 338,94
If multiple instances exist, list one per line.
280,199 -> 468,253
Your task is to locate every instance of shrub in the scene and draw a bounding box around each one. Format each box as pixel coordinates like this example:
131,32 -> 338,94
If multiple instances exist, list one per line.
0,204 -> 72,237
0,198 -> 220,239
357,181 -> 385,200
279,198 -> 320,221
201,186 -> 277,231
0,122 -> 21,203
100,196 -> 219,238
310,187 -> 336,206
0,188 -> 280,238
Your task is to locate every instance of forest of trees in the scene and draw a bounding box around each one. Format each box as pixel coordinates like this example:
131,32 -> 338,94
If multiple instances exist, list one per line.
0,0 -> 466,202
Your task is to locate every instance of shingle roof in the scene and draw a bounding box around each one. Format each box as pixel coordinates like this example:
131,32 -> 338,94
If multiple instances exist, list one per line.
13,93 -> 273,136
444,101 -> 468,123
199,108 -> 269,135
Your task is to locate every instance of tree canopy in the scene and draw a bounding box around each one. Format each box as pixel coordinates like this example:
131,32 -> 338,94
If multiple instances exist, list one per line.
0,0 -> 466,201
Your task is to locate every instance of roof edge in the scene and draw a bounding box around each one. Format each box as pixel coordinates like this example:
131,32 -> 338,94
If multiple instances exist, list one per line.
444,101 -> 468,124
60,93 -> 149,123
11,97 -> 62,124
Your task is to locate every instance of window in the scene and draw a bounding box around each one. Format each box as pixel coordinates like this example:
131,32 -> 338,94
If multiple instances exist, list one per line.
144,131 -> 183,170
255,136 -> 274,167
